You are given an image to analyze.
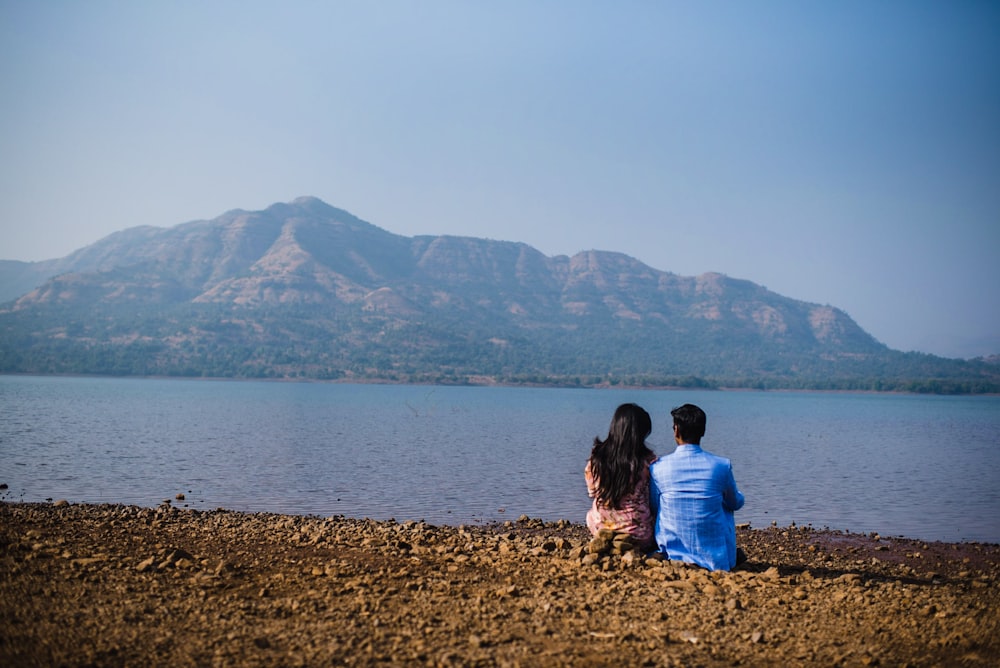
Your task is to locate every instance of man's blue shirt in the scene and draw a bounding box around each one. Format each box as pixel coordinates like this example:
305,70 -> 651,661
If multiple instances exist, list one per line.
649,444 -> 745,571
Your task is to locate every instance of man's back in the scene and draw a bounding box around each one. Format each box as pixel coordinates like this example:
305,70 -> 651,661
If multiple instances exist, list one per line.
650,444 -> 745,571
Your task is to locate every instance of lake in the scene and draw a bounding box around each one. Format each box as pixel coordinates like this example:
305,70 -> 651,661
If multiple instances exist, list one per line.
1,375 -> 998,544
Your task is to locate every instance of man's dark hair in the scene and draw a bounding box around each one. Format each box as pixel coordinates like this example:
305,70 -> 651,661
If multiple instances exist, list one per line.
671,403 -> 706,444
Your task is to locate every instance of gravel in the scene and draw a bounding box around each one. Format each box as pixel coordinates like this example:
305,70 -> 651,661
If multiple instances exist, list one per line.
2,501 -> 998,666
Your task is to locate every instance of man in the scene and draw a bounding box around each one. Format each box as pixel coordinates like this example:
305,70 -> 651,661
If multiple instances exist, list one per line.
649,403 -> 745,571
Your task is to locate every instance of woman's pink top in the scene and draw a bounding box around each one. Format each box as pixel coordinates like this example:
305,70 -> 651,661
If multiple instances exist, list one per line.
585,452 -> 658,550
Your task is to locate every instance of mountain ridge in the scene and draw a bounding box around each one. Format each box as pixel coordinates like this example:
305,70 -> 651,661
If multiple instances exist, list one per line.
1,197 -> 996,392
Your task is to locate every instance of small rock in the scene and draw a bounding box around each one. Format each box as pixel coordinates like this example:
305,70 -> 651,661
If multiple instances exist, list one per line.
611,539 -> 634,555
644,553 -> 666,568
166,548 -> 195,565
495,585 -> 519,598
587,538 -> 610,554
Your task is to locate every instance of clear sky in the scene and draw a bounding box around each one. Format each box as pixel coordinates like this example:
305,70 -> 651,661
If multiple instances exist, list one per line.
1,1 -> 998,359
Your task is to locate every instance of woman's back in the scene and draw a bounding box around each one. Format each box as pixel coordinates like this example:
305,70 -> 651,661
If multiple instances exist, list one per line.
584,403 -> 657,550
585,450 -> 658,549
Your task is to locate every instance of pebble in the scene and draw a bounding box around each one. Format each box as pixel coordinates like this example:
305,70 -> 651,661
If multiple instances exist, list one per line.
2,503 -> 997,667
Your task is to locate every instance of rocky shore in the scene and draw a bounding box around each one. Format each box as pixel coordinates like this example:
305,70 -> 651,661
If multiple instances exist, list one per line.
2,502 -> 998,667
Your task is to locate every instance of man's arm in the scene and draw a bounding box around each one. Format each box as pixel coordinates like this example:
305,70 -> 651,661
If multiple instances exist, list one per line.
649,466 -> 660,518
722,463 -> 745,512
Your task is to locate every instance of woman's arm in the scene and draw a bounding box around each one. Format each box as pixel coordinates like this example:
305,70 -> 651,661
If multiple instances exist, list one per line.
584,460 -> 598,498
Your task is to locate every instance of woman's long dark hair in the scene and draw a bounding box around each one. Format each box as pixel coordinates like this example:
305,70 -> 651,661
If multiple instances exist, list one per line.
589,403 -> 654,508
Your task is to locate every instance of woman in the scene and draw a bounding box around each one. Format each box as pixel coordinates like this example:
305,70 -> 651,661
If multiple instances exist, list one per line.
585,403 -> 658,550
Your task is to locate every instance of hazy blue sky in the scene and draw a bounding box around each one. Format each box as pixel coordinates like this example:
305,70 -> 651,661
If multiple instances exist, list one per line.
1,1 -> 998,358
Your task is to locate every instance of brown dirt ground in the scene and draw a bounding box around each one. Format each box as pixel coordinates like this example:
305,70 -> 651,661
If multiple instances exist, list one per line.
2,501 -> 998,667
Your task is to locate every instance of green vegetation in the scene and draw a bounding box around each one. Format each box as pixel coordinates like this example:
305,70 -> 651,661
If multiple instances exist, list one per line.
2,301 -> 997,393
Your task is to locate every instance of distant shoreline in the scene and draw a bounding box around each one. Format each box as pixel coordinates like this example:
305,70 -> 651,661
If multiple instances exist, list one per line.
3,371 -> 998,396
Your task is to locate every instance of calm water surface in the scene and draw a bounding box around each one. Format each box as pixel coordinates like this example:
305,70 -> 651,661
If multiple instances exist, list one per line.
1,375 -> 998,543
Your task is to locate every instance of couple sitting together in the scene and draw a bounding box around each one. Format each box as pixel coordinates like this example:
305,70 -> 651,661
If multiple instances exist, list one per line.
585,402 -> 746,571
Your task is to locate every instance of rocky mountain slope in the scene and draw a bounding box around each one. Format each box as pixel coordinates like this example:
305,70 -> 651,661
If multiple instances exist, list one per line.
1,197 -> 996,391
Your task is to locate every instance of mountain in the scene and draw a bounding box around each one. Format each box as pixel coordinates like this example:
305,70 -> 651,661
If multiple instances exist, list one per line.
1,197 -> 997,392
